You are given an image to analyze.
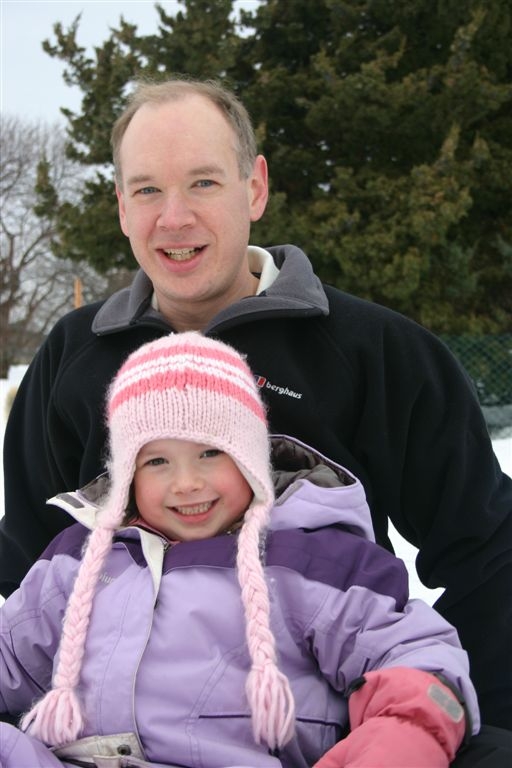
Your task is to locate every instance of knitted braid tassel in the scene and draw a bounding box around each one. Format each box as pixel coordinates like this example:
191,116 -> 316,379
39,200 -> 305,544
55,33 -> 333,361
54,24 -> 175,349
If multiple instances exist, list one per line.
21,524 -> 115,745
236,502 -> 296,749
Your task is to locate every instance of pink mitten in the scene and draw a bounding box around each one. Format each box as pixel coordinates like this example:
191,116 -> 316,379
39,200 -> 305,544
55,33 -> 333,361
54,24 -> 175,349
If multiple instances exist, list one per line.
313,667 -> 467,768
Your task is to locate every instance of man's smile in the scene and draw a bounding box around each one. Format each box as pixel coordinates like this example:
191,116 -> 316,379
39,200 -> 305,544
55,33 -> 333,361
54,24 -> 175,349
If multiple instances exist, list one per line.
163,247 -> 203,261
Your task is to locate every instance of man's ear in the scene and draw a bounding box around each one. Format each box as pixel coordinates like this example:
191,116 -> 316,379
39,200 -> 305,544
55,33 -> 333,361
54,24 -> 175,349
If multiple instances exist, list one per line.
116,183 -> 129,237
249,155 -> 269,223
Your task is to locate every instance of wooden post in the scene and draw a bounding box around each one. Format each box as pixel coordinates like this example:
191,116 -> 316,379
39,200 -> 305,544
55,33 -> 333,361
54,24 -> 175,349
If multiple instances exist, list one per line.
74,277 -> 83,308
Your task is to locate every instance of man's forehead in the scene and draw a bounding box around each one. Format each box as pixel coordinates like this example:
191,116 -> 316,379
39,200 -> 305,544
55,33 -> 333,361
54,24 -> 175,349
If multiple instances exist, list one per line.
121,97 -> 236,149
129,93 -> 229,128
119,100 -> 239,173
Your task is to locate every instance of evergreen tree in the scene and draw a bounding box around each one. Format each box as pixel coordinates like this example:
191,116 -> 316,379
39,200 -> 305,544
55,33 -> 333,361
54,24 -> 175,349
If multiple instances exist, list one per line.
242,0 -> 512,332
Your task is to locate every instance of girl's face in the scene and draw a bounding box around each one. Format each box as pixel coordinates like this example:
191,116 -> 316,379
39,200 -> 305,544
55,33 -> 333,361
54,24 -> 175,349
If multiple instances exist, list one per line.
133,438 -> 253,542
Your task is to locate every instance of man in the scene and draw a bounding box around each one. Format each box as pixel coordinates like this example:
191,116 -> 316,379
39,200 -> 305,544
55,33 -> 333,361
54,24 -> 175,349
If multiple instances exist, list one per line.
2,78 -> 511,756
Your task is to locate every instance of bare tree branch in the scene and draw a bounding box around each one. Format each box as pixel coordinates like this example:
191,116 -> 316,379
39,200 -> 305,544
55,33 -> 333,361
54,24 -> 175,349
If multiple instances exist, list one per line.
0,114 -> 111,377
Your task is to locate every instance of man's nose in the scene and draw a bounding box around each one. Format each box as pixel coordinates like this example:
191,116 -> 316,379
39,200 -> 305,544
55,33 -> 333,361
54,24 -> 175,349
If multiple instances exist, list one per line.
157,191 -> 196,230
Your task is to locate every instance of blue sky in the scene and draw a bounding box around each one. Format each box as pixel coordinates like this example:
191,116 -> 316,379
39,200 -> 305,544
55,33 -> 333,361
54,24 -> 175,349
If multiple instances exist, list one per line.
0,0 -> 258,124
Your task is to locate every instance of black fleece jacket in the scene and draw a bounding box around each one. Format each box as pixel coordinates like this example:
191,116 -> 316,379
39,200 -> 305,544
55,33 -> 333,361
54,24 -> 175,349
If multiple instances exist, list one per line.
2,244 -> 511,729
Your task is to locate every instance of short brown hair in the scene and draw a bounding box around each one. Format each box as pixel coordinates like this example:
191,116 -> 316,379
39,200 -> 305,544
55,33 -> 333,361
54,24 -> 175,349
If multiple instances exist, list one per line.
111,76 -> 258,183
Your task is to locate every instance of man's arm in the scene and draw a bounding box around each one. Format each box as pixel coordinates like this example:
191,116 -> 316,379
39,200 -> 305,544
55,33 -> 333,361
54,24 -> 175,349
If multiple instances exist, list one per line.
1,337 -> 77,597
369,321 -> 512,730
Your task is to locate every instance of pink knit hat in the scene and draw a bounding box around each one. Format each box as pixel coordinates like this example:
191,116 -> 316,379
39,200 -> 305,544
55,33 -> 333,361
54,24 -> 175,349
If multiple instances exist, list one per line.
22,332 -> 295,750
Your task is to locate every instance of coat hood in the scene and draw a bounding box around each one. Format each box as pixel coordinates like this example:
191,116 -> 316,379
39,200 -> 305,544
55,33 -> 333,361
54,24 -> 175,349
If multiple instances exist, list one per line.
269,436 -> 374,541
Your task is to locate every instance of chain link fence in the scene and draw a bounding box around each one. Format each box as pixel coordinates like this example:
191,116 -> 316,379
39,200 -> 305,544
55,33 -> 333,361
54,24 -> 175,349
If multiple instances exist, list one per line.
441,334 -> 512,438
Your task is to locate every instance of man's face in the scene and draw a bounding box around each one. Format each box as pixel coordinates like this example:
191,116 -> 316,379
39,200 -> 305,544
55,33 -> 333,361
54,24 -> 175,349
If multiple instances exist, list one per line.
116,94 -> 268,328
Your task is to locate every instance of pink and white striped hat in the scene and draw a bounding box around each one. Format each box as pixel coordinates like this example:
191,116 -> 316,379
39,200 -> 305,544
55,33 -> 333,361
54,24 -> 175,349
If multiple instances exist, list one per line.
23,332 -> 295,751
105,330 -> 274,530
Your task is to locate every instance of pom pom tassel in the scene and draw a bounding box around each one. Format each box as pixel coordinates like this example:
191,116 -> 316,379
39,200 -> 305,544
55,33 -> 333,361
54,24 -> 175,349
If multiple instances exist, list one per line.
21,686 -> 84,746
247,661 -> 296,749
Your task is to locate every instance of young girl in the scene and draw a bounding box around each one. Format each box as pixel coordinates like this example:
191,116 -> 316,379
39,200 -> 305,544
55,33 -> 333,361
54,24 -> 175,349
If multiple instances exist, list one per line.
0,332 -> 479,767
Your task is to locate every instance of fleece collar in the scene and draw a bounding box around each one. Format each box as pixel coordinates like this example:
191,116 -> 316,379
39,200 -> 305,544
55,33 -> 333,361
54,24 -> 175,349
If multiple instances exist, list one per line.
91,244 -> 329,335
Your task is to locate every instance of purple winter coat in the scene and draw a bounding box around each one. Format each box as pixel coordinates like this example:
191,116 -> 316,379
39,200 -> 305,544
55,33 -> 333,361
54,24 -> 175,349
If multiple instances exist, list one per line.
0,437 -> 479,767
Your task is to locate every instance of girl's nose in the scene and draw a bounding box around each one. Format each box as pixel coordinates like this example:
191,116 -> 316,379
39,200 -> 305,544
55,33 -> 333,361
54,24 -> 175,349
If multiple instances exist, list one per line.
170,465 -> 203,494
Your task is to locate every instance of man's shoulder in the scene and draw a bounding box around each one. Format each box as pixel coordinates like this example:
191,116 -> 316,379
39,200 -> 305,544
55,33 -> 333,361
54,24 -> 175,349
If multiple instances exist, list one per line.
47,299 -> 106,339
270,244 -> 424,334
47,269 -> 154,338
35,300 -> 107,366
43,271 -> 160,352
33,296 -> 165,393
321,282 -> 437,348
323,283 -> 408,323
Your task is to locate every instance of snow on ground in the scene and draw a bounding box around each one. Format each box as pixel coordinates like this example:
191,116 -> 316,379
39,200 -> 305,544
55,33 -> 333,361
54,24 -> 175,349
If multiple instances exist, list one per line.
1,366 -> 511,607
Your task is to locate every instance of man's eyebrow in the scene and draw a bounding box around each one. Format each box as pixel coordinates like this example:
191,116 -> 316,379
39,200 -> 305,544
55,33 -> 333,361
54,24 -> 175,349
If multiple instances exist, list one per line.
125,174 -> 156,186
189,164 -> 226,177
125,166 -> 227,186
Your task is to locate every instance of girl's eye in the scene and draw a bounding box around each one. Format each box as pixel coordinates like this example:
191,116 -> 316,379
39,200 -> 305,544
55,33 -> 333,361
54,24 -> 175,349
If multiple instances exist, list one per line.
145,457 -> 166,466
201,449 -> 222,459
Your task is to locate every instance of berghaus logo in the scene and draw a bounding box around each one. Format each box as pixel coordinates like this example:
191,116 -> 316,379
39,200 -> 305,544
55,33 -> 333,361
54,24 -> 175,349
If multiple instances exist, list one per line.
255,376 -> 302,400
